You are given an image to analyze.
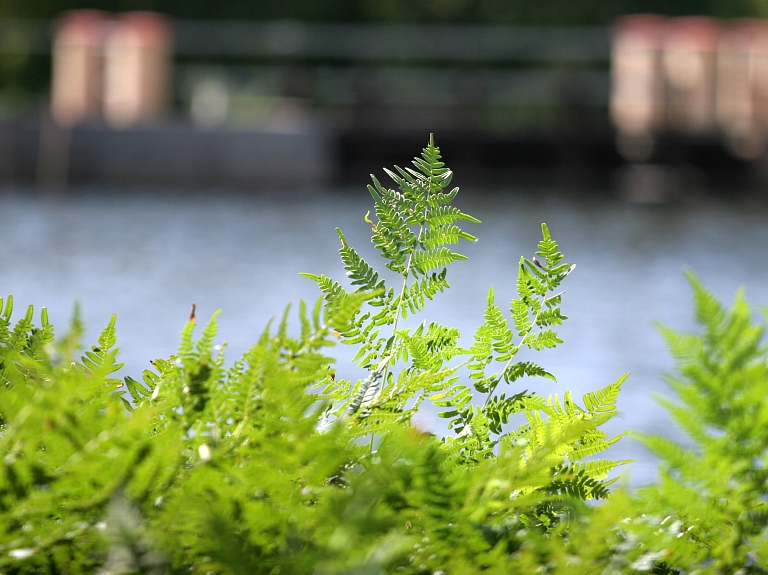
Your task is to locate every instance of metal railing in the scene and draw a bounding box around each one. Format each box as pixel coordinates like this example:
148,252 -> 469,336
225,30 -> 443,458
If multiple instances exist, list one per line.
172,21 -> 610,63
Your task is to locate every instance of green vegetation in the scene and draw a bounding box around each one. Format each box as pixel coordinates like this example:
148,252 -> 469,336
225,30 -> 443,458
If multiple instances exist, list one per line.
1,0 -> 766,23
2,138 -> 768,573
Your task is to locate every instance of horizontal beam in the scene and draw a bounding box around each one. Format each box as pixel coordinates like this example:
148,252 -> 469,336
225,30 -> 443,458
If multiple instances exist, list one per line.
0,19 -> 610,63
173,21 -> 611,63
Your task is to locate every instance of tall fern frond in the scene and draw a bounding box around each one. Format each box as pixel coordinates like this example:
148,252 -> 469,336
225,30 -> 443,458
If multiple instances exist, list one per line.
80,315 -> 123,389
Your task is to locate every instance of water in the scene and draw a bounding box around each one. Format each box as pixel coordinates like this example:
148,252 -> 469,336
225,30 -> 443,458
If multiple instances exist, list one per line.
3,185 -> 768,487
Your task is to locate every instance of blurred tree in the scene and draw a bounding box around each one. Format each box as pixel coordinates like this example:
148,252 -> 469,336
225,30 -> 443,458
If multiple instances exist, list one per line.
0,0 -> 360,20
746,0 -> 768,17
0,0 -> 763,22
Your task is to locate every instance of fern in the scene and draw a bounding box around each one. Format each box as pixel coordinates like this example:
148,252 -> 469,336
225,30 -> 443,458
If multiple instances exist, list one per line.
437,224 -> 587,465
634,272 -> 768,573
0,137 -> 645,575
302,136 -> 480,439
300,136 -> 629,520
81,314 -> 124,390
0,298 -> 57,392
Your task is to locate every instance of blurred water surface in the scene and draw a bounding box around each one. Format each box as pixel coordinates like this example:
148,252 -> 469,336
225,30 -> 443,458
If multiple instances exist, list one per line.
2,186 -> 768,487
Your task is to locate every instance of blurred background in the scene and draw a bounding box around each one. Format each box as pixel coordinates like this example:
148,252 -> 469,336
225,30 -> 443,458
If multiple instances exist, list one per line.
3,0 -> 768,485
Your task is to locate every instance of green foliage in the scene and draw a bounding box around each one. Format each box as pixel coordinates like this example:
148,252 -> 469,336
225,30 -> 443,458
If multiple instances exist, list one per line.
10,137 -> 768,574
0,137 -> 632,575
499,274 -> 768,575
628,272 -> 768,574
0,0 -> 761,23
0,303 -> 160,575
303,136 -> 627,506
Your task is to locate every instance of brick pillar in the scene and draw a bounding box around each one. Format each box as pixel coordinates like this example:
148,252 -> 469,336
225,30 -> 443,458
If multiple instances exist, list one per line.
50,10 -> 107,126
717,19 -> 768,159
663,17 -> 720,135
102,12 -> 173,128
610,15 -> 667,161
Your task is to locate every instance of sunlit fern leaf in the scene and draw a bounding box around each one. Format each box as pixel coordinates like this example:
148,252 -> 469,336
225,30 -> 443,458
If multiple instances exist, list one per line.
368,175 -> 411,216
385,167 -> 427,207
371,202 -> 417,274
338,242 -> 386,294
468,287 -> 515,363
124,375 -> 152,404
655,324 -> 701,363
568,431 -> 627,462
655,394 -> 711,446
179,316 -> 196,360
276,303 -> 291,344
0,295 -> 13,348
8,305 -> 35,353
510,298 -> 531,336
526,329 -> 562,351
311,295 -> 323,332
640,434 -> 698,476
401,271 -> 451,314
299,273 -> 349,304
346,371 -> 382,418
433,383 -> 473,420
548,469 -> 611,500
141,369 -> 159,393
81,315 -> 124,388
582,375 -> 627,415
423,321 -> 462,363
420,225 -> 476,250
503,361 -> 555,384
535,307 -> 567,328
684,269 -> 725,328
483,391 -> 530,434
518,261 -> 547,297
196,310 -> 222,358
535,223 -> 564,269
324,290 -> 378,332
27,308 -> 55,361
425,204 -> 480,227
299,299 -> 311,343
426,187 -> 459,209
515,262 -> 536,305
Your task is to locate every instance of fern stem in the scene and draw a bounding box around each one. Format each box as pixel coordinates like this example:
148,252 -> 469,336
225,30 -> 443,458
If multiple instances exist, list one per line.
382,176 -> 433,402
372,156 -> 436,449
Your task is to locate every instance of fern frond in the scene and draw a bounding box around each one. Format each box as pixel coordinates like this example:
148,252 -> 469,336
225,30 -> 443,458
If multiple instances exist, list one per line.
525,328 -> 562,351
123,375 -> 153,405
402,271 -> 451,318
336,228 -> 387,294
299,273 -> 349,303
503,361 -> 555,384
371,200 -> 418,275
424,204 -> 480,227
0,294 -> 13,346
8,305 -> 35,353
685,269 -> 725,328
178,315 -> 196,360
535,223 -> 564,269
411,246 -> 467,276
420,224 -> 476,250
325,290 -> 378,332
582,375 -> 627,415
346,371 -> 382,418
80,315 -> 123,388
196,310 -> 222,358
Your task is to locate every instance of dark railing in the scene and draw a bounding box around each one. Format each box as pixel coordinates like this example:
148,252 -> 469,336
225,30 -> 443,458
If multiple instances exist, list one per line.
0,19 -> 612,127
172,21 -> 610,62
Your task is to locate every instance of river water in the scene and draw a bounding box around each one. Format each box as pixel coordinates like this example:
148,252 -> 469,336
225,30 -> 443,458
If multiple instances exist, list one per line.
3,184 -> 768,487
